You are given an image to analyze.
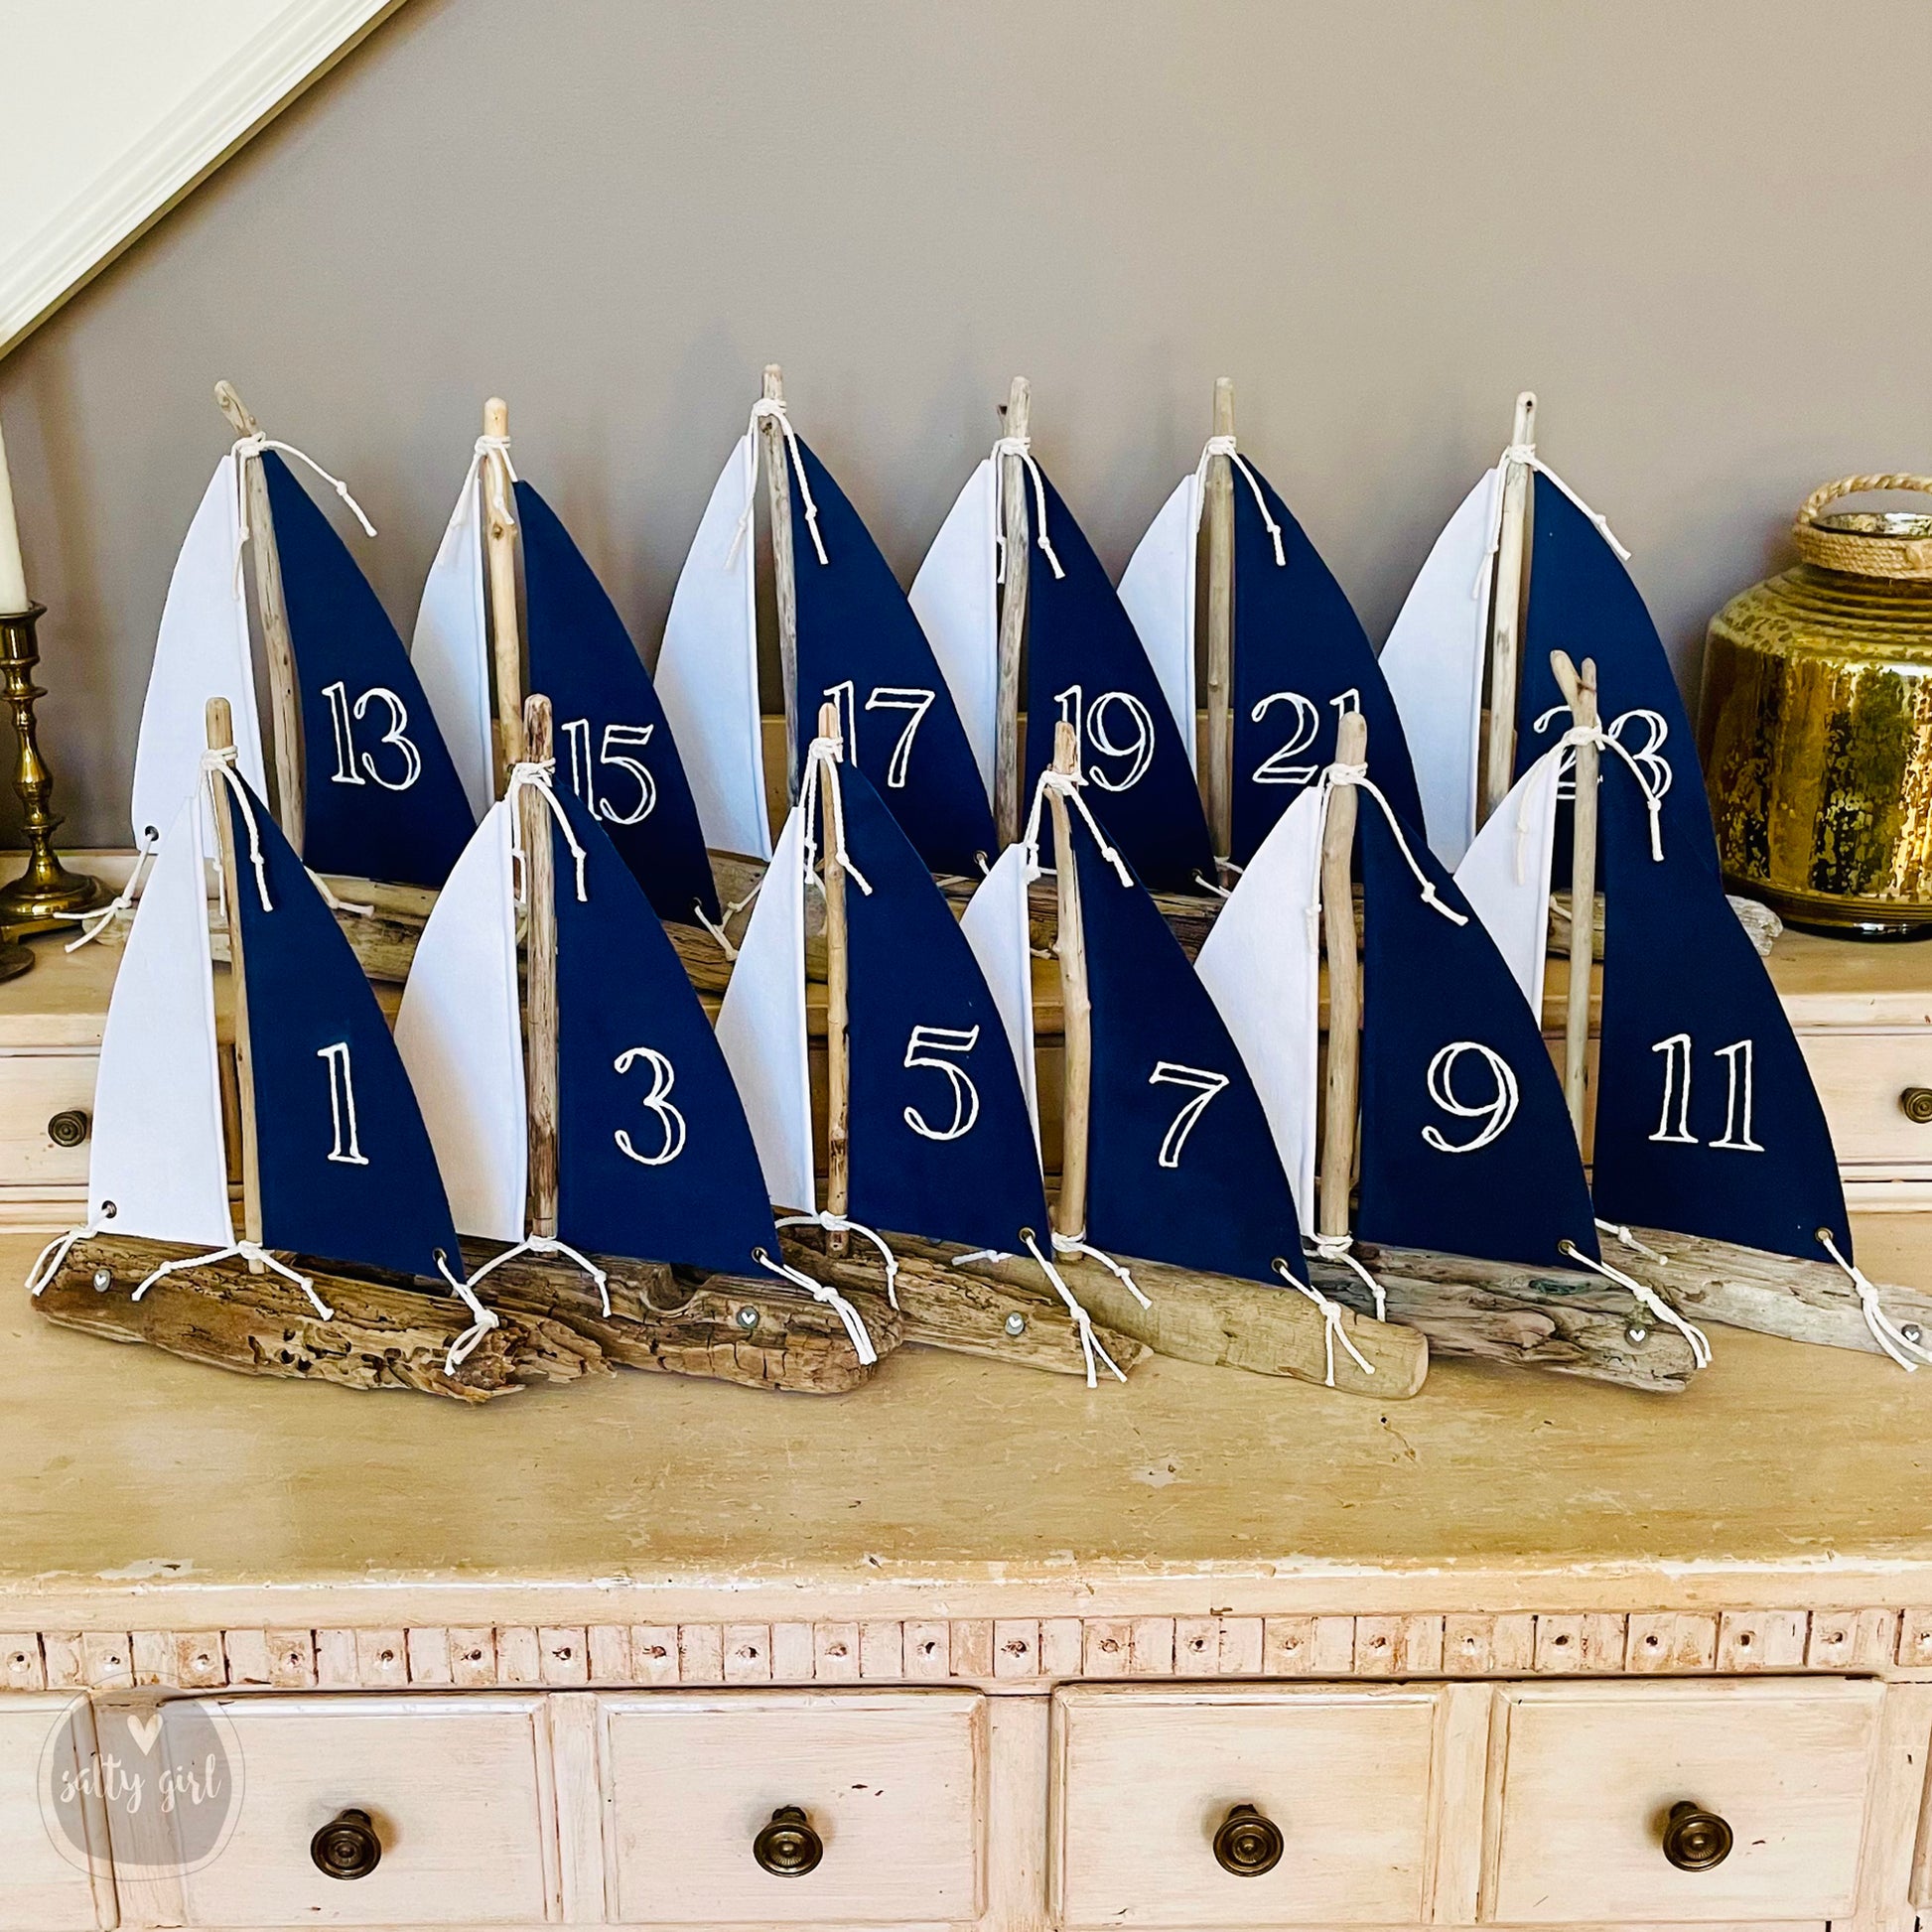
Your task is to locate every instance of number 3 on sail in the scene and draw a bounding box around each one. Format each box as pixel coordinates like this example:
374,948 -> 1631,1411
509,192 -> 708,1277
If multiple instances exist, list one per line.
613,1047 -> 686,1167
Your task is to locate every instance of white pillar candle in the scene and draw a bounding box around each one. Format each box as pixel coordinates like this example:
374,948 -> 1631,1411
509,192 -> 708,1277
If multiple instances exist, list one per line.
0,414 -> 29,613
0,415 -> 28,610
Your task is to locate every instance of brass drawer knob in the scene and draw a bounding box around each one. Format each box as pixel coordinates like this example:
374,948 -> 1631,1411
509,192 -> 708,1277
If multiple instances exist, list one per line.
1902,1087 -> 1932,1125
753,1805 -> 823,1876
1213,1803 -> 1284,1876
1661,1800 -> 1732,1871
311,1807 -> 381,1880
46,1109 -> 89,1149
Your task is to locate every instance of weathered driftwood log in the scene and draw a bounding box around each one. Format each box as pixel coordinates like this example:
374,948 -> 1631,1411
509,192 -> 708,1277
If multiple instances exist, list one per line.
777,1229 -> 1149,1378
1595,1225 -> 1932,1363
1314,1244 -> 1698,1393
35,1235 -> 890,1402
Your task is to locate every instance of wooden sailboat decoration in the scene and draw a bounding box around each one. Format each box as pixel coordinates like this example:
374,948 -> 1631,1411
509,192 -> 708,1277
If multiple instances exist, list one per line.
394,695 -> 877,1362
127,386 -> 476,894
1119,378 -> 1424,870
1462,651 -> 1929,1370
32,699 -> 496,1366
911,379 -> 1215,893
653,368 -> 995,879
411,400 -> 722,929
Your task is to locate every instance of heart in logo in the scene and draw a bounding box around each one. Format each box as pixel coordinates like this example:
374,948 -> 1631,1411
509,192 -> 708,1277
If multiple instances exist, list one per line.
124,1712 -> 164,1757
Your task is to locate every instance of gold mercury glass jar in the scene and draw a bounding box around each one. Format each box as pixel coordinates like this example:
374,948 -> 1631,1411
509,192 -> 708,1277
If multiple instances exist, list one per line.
1699,475 -> 1932,938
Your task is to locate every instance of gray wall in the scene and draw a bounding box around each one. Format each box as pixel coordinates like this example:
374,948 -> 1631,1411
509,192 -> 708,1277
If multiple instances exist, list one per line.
3,0 -> 1929,845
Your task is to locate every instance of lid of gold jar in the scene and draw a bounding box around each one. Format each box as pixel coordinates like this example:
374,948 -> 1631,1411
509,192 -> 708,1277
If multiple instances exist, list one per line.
1793,475 -> 1932,579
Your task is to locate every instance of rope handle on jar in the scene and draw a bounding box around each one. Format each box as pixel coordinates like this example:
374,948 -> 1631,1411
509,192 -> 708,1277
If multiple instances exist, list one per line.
1797,476 -> 1932,525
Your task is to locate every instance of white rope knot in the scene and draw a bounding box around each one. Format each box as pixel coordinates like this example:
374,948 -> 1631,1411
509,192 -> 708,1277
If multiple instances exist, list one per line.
691,876 -> 761,961
1195,434 -> 1286,567
131,1240 -> 334,1320
1320,759 -> 1467,925
798,734 -> 875,897
992,434 -> 1066,581
474,432 -> 518,481
1308,1231 -> 1388,1322
472,433 -> 519,532
1819,1228 -> 1932,1373
434,1250 -> 501,1372
232,433 -> 377,539
1474,443 -> 1630,597
1547,712 -> 1668,862
1596,1218 -> 1668,1265
506,759 -> 591,903
1272,1258 -> 1375,1387
1051,1231 -> 1152,1309
202,746 -> 272,913
731,397 -> 828,567
1021,763 -> 1134,888
754,1246 -> 879,1364
66,843 -> 155,953
1559,1239 -> 1713,1368
463,1233 -> 611,1316
776,1212 -> 900,1310
25,1219 -> 104,1297
1021,1230 -> 1126,1387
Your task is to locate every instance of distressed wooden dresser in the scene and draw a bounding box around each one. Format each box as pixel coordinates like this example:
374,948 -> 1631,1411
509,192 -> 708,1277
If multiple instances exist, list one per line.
2,934 -> 1932,1932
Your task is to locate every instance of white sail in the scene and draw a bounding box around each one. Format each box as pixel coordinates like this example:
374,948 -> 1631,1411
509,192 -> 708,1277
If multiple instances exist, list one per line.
130,452 -> 265,849
394,799 -> 525,1240
410,460 -> 494,822
1379,467 -> 1501,869
1194,783 -> 1325,1219
653,435 -> 769,859
1455,741 -> 1567,1019
86,796 -> 231,1245
1117,472 -> 1199,764
907,458 -> 1000,796
715,804 -> 814,1213
959,842 -> 1039,1148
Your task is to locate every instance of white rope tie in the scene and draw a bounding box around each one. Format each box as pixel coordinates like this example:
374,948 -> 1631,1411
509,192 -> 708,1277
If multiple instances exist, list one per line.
753,1247 -> 878,1364
202,746 -> 272,913
1271,1258 -> 1375,1387
1050,1231 -> 1152,1310
307,869 -> 374,917
1191,868 -> 1232,899
1819,1228 -> 1932,1373
730,398 -> 828,567
464,1233 -> 612,1316
1308,1231 -> 1388,1322
435,1251 -> 501,1372
992,435 -> 1066,582
1558,1239 -> 1713,1367
798,734 -> 875,897
1195,434 -> 1286,566
1596,1218 -> 1668,1264
132,1240 -> 335,1320
691,876 -> 761,960
1021,764 -> 1133,888
231,433 -> 376,594
1474,442 -> 1629,598
777,1211 -> 901,1310
1546,716 -> 1667,863
1321,759 -> 1467,926
1020,1230 -> 1126,1387
66,843 -> 156,952
25,1219 -> 104,1297
506,759 -> 590,904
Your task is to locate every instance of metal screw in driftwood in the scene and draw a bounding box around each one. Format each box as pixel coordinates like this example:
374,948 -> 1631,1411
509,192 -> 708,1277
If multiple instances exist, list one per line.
994,376 -> 1032,849
1318,708 -> 1368,1242
1046,721 -> 1092,1244
817,701 -> 851,1258
1549,650 -> 1599,1140
214,381 -> 303,853
761,365 -> 802,802
519,695 -> 559,1240
204,696 -> 264,1271
1479,390 -> 1536,829
1202,376 -> 1236,863
483,398 -> 523,779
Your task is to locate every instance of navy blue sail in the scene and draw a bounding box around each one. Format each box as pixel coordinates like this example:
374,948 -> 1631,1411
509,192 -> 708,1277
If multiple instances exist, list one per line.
788,439 -> 998,877
1072,812 -> 1307,1283
1516,479 -> 1719,866
1355,801 -> 1599,1268
1231,466 -> 1424,865
1593,746 -> 1851,1261
261,452 -> 475,889
225,776 -> 462,1282
551,789 -> 778,1275
516,480 -> 721,926
839,762 -> 1049,1249
1027,475 -> 1216,893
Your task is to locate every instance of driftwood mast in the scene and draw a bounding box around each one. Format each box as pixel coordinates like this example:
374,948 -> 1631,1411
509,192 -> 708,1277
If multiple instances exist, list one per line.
760,365 -> 802,802
1045,722 -> 1091,1247
1478,390 -> 1537,828
994,377 -> 1032,849
1318,707 -> 1368,1242
519,694 -> 560,1241
483,398 -> 524,779
817,700 -> 852,1259
1549,650 -> 1599,1137
214,381 -> 303,855
1202,376 -> 1236,864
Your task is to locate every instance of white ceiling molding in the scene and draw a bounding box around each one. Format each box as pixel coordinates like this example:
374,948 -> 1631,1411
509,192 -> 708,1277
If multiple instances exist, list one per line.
0,0 -> 408,358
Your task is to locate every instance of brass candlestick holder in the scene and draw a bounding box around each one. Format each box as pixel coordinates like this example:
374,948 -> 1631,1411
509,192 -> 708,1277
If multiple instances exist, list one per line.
0,604 -> 104,969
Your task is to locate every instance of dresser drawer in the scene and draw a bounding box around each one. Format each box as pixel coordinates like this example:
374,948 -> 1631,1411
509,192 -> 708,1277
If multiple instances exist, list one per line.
0,1052 -> 97,1189
0,1695 -> 111,1930
600,1689 -> 985,1925
161,1694 -> 555,1926
1051,1684 -> 1444,1926
1481,1679 -> 1881,1922
1800,1029 -> 1932,1166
